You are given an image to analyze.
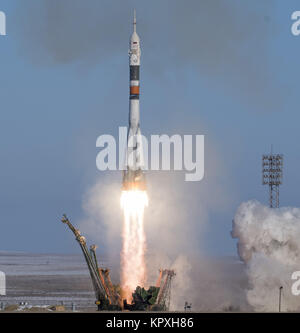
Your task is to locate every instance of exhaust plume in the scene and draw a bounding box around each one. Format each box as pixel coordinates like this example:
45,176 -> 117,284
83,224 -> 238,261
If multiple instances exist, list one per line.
120,190 -> 148,302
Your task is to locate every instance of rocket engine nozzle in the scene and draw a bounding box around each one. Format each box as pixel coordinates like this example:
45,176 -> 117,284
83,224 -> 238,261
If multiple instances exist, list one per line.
122,169 -> 146,191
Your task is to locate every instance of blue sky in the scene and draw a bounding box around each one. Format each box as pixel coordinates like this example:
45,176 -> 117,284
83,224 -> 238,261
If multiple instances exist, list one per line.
0,0 -> 300,256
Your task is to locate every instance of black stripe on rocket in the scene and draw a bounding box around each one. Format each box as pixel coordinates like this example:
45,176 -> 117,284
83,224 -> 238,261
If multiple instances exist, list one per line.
130,65 -> 140,100
130,66 -> 140,80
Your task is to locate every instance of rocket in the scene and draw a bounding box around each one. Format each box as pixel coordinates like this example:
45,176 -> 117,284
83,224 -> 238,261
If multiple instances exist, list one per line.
122,10 -> 146,191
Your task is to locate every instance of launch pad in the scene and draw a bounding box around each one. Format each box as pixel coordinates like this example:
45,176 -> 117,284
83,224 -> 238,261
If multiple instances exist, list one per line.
61,215 -> 175,311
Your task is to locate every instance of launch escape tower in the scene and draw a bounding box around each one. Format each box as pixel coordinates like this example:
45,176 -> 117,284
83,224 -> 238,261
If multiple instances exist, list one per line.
262,148 -> 283,208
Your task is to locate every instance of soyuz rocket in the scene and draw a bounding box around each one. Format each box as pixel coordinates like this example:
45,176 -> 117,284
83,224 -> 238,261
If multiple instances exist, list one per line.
122,10 -> 146,191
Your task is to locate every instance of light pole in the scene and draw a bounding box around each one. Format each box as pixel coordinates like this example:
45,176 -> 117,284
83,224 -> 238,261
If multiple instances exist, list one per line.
279,286 -> 283,312
262,151 -> 283,208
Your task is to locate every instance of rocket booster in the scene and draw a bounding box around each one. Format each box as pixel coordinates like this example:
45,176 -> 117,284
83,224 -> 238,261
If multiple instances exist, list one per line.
122,10 -> 146,191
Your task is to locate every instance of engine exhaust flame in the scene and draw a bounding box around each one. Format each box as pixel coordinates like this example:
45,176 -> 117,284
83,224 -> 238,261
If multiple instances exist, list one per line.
120,190 -> 148,302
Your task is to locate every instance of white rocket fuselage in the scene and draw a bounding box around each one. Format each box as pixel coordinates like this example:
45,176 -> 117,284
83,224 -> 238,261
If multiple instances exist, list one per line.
122,12 -> 146,191
128,17 -> 141,141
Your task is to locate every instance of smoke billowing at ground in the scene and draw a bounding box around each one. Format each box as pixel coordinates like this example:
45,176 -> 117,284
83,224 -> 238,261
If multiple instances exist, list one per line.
232,200 -> 300,312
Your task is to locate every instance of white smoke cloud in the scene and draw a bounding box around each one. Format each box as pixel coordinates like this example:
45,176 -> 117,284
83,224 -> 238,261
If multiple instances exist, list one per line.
80,176 -> 121,236
232,200 -> 300,312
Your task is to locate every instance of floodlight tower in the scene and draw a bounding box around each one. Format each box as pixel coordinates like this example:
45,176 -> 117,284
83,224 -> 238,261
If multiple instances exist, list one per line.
262,148 -> 283,208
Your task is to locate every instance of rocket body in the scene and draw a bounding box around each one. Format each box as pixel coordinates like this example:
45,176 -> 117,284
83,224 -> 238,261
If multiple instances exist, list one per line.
122,11 -> 146,191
